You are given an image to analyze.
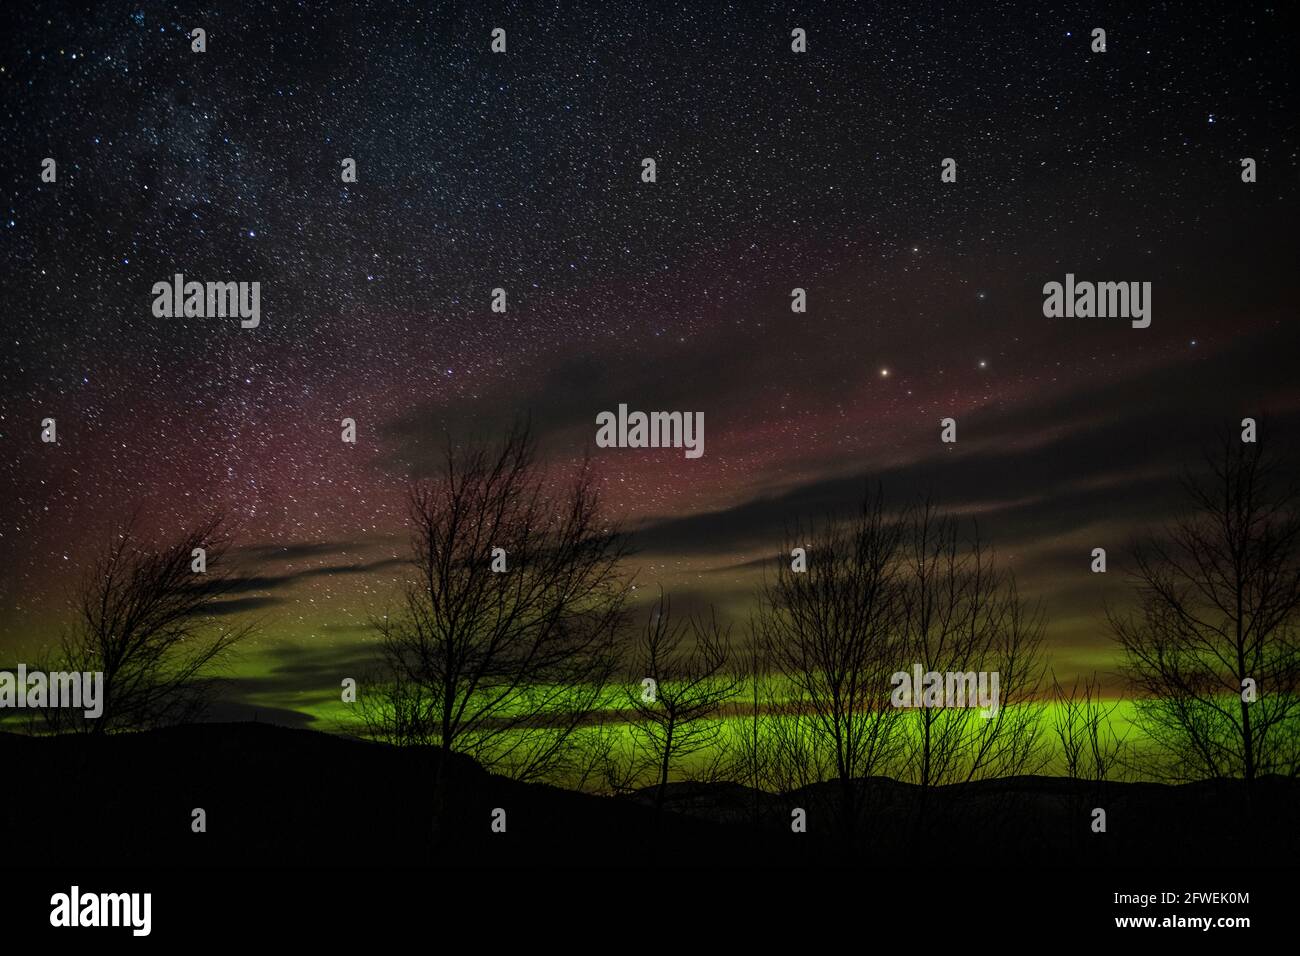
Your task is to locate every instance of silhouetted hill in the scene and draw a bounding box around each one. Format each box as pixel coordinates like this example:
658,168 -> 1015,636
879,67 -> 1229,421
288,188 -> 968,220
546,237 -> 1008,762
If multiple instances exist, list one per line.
0,724 -> 814,866
639,773 -> 1300,866
3,724 -> 1295,867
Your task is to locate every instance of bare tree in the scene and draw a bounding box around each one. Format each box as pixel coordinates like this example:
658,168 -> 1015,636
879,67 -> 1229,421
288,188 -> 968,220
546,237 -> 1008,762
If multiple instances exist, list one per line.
895,500 -> 1046,798
351,665 -> 436,747
373,422 -> 631,799
727,657 -> 839,798
754,486 -> 907,843
1050,671 -> 1129,782
1110,431 -> 1300,784
727,630 -> 789,828
625,593 -> 742,824
41,512 -> 252,734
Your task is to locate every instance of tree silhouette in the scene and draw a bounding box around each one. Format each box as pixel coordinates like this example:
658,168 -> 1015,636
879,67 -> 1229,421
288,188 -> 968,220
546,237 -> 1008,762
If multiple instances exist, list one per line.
625,592 -> 742,828
372,422 -> 631,806
1110,431 -> 1300,784
1050,670 -> 1128,782
753,486 -> 906,845
41,512 -> 251,734
896,500 -> 1046,798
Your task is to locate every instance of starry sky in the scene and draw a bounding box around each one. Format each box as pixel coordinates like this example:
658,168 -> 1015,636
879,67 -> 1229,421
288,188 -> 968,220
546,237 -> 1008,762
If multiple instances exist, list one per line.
1,1 -> 1296,725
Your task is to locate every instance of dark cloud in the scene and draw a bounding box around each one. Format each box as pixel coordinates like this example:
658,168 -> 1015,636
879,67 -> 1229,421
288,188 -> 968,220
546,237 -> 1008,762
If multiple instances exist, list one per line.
205,595 -> 286,616
218,558 -> 409,595
233,540 -> 362,561
199,700 -> 321,729
635,322 -> 1300,561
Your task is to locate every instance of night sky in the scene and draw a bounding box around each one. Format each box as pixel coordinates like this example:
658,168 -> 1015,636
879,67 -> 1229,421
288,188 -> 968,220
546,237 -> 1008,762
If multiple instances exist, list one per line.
2,1 -> 1296,724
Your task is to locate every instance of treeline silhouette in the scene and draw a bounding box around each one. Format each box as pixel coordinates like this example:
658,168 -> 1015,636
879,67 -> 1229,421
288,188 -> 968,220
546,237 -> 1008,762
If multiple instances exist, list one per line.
9,421 -> 1300,864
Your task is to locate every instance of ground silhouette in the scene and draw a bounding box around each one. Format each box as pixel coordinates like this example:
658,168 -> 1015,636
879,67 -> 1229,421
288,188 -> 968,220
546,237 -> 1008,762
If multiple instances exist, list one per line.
3,723 -> 1295,867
